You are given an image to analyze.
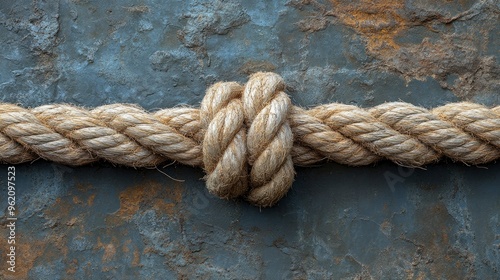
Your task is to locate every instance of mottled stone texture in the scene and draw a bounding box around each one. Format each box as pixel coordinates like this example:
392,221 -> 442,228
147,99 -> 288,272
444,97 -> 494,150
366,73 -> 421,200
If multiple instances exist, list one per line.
0,0 -> 499,279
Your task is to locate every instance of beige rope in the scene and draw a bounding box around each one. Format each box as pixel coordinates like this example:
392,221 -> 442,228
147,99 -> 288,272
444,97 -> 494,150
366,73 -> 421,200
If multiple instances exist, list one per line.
1,72 -> 499,207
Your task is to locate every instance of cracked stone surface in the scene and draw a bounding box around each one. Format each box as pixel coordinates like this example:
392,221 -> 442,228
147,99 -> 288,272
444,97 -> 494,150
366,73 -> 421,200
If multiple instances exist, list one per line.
0,0 -> 499,279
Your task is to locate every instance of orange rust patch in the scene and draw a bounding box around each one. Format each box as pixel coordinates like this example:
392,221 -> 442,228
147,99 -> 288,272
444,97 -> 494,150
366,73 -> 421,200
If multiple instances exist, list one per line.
96,237 -> 118,263
0,230 -> 70,279
66,217 -> 78,226
76,183 -> 93,192
66,259 -> 78,275
0,237 -> 45,279
44,196 -> 74,223
122,239 -> 132,253
73,195 -> 83,205
153,199 -> 177,217
132,248 -> 141,267
330,0 -> 405,59
108,180 -> 184,224
102,243 -> 116,262
17,240 -> 44,276
87,193 -> 96,206
324,0 -> 497,97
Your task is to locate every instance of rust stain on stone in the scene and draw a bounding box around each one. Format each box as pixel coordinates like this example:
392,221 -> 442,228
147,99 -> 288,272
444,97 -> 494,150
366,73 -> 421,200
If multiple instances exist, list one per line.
76,183 -> 94,192
74,183 -> 97,207
87,193 -> 96,206
321,0 -> 499,98
0,236 -> 45,279
66,259 -> 79,276
122,239 -> 132,253
66,217 -> 78,226
97,237 -> 117,263
73,195 -> 84,205
45,196 -> 78,222
0,188 -> 85,278
330,0 -> 405,59
108,180 -> 184,224
152,199 -> 177,217
132,248 -> 142,267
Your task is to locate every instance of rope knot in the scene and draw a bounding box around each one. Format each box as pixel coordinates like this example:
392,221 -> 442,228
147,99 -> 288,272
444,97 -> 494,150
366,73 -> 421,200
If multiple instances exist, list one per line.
201,72 -> 295,207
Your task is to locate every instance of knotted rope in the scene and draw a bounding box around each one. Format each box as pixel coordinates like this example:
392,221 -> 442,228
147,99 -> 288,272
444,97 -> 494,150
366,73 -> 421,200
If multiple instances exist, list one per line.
1,72 -> 499,206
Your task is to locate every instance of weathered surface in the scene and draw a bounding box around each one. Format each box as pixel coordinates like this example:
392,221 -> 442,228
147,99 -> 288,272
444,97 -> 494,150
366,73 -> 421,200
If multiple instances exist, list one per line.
0,0 -> 499,279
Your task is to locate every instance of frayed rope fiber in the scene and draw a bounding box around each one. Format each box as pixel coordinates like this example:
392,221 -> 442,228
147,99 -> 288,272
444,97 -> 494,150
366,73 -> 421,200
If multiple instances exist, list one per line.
1,72 -> 499,206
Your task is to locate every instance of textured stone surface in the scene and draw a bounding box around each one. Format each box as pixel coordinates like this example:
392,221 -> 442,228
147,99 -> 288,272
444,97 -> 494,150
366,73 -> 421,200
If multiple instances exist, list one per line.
0,0 -> 499,279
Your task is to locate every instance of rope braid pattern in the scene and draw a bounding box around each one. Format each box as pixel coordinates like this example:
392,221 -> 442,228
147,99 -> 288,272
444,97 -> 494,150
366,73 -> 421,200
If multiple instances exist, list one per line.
1,72 -> 499,206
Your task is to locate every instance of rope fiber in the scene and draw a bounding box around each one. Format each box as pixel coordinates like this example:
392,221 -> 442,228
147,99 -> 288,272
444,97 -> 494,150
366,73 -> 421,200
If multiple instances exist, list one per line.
1,72 -> 499,206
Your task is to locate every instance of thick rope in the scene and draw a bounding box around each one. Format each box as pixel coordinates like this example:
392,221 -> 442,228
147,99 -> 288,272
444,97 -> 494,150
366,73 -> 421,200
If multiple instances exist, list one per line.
200,82 -> 248,199
1,72 -> 499,207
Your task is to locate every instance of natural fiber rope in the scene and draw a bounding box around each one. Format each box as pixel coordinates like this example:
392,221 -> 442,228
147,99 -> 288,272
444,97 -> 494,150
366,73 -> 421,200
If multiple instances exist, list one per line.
1,72 -> 499,206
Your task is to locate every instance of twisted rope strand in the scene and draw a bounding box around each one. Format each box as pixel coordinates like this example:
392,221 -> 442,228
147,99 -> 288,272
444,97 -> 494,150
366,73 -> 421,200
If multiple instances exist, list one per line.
1,72 -> 499,206
200,82 -> 249,199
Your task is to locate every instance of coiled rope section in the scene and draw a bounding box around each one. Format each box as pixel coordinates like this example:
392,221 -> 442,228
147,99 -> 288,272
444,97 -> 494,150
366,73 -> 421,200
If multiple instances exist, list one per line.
1,72 -> 499,206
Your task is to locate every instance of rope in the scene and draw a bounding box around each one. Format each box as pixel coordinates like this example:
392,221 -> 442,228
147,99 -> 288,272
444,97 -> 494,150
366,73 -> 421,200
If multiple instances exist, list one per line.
1,72 -> 499,206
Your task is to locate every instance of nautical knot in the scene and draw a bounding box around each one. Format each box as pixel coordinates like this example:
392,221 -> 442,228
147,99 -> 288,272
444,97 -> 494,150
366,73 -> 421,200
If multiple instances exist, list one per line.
200,73 -> 294,206
1,72 -> 499,207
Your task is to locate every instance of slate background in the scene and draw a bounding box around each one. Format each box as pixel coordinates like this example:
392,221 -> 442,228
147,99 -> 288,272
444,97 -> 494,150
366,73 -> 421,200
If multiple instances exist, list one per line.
0,0 -> 499,279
